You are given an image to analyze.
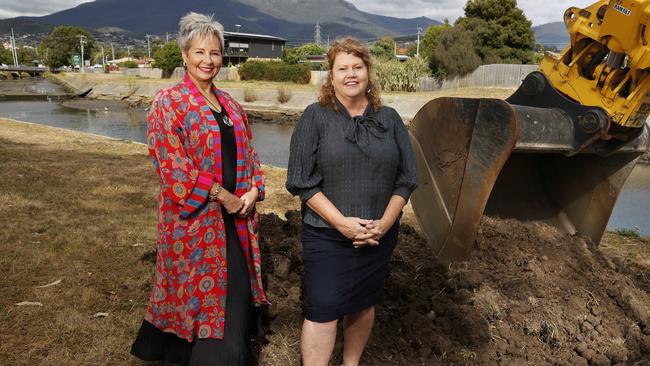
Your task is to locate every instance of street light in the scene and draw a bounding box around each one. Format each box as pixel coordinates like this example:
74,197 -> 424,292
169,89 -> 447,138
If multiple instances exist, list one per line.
77,34 -> 86,72
416,27 -> 422,58
146,35 -> 151,59
235,24 -> 241,33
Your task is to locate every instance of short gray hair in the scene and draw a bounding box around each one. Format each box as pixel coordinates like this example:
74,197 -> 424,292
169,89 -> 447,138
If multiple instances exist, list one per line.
178,12 -> 225,53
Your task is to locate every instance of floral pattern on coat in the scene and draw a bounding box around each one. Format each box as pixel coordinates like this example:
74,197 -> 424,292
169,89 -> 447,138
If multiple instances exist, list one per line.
144,74 -> 267,341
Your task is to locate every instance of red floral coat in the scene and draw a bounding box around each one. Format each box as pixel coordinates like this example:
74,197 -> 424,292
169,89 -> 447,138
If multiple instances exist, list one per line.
144,74 -> 268,341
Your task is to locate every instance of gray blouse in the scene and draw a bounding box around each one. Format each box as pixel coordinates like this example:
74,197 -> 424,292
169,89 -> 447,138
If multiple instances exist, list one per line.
286,100 -> 419,228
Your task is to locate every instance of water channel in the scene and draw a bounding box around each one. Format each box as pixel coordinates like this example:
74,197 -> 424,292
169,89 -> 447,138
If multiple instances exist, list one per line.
1,79 -> 648,235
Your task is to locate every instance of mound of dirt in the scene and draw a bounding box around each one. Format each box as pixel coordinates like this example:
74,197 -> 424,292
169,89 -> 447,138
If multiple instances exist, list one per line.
257,212 -> 650,365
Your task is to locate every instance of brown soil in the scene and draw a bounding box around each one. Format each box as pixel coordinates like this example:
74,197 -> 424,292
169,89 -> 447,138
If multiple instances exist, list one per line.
255,213 -> 650,365
1,118 -> 649,365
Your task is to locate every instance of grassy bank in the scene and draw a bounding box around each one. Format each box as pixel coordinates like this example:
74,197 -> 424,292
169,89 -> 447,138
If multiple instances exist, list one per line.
0,118 -> 295,365
1,118 -> 649,365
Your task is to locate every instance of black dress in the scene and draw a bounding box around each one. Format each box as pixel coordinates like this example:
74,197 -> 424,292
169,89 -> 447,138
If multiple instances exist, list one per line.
131,108 -> 252,365
286,101 -> 418,322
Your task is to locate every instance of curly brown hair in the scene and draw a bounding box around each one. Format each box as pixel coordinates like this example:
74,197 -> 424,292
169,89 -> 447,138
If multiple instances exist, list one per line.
318,37 -> 382,112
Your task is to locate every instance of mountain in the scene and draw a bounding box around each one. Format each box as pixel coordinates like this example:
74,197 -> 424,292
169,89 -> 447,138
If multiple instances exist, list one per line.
533,22 -> 569,50
0,0 -> 440,42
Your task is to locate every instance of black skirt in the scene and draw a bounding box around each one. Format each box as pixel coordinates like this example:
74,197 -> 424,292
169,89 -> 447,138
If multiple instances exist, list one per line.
130,209 -> 253,366
301,221 -> 399,322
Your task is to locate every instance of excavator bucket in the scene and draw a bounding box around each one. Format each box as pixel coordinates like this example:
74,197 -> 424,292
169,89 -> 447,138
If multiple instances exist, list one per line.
410,94 -> 649,265
409,98 -> 518,264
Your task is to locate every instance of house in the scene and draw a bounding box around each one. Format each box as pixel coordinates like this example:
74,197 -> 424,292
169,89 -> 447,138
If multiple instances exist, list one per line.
223,31 -> 286,65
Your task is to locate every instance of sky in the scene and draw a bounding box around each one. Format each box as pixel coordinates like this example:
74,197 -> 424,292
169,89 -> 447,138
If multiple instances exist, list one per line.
0,0 -> 596,26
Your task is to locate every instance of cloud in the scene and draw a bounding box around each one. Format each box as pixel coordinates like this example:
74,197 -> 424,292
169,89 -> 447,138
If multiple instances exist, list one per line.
0,0 -> 602,25
0,0 -> 90,19
347,0 -> 596,25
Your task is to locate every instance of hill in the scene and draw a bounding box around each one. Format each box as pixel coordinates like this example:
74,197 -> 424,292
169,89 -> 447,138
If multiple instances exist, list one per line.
0,0 -> 440,42
533,21 -> 569,50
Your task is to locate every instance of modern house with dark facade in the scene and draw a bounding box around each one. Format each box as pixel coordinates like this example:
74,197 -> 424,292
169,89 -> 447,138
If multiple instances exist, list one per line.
223,31 -> 286,65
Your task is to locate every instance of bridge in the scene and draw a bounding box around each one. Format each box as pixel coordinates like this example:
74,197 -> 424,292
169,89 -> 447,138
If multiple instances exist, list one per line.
0,66 -> 48,77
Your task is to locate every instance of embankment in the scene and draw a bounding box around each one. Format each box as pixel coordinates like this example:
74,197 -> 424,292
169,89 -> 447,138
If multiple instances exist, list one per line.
1,117 -> 649,365
47,72 -> 512,122
47,72 -> 650,163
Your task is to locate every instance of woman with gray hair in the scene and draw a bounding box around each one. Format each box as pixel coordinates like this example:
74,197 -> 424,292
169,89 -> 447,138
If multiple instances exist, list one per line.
130,12 -> 268,365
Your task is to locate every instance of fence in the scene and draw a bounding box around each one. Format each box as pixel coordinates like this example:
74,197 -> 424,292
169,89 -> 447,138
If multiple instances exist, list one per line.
417,64 -> 539,91
310,71 -> 328,86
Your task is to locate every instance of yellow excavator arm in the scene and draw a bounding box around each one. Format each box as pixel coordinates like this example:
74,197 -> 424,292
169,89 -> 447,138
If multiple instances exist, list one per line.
540,0 -> 650,129
409,0 -> 650,264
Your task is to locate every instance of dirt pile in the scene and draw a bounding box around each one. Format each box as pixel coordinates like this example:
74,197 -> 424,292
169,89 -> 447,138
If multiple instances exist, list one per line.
257,212 -> 650,365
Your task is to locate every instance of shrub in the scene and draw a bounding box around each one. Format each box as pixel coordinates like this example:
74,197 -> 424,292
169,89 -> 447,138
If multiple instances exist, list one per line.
614,227 -> 640,238
239,60 -> 311,84
373,57 -> 429,92
152,41 -> 183,78
277,87 -> 291,103
119,60 -> 138,69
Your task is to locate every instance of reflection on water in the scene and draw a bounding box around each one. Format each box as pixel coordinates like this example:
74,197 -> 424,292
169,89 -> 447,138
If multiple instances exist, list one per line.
609,166 -> 650,236
0,100 -> 149,143
0,99 -> 293,169
0,93 -> 648,236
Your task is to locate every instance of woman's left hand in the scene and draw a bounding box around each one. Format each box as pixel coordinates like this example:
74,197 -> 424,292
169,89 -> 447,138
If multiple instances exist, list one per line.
353,218 -> 391,247
238,187 -> 259,218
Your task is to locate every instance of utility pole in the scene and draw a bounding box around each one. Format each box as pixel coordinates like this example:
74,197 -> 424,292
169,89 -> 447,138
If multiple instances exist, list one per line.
416,27 -> 422,58
77,34 -> 86,72
101,45 -> 106,69
314,22 -> 322,46
11,28 -> 19,66
145,35 -> 151,59
111,43 -> 115,62
166,32 -> 170,43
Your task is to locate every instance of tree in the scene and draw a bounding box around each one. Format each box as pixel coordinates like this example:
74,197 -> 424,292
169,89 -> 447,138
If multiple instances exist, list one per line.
300,43 -> 325,56
282,43 -> 325,64
370,37 -> 395,60
17,47 -> 37,65
456,0 -> 535,64
152,41 -> 183,78
39,26 -> 95,69
0,47 -> 12,65
419,21 -> 452,74
431,25 -> 482,77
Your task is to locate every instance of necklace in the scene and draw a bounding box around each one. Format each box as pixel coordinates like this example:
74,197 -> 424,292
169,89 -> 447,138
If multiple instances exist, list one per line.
198,86 -> 233,127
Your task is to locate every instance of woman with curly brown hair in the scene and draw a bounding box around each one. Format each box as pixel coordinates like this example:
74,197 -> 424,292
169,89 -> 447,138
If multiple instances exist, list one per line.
286,37 -> 418,366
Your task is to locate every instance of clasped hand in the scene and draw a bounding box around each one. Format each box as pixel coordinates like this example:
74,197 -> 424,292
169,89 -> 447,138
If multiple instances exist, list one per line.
337,217 -> 388,248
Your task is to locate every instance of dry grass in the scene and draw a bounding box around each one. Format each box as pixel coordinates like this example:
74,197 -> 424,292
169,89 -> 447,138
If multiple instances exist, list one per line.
1,117 -> 647,365
0,118 -> 298,365
244,87 -> 257,102
277,87 -> 291,104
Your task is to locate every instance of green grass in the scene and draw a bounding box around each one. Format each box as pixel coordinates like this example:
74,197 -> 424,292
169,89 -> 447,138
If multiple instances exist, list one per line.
614,227 -> 641,238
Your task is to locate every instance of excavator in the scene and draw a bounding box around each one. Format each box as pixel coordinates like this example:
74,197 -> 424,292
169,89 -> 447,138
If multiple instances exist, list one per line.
410,0 -> 650,264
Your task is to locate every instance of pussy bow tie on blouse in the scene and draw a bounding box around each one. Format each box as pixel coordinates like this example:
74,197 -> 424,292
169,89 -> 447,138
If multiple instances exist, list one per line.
344,114 -> 386,148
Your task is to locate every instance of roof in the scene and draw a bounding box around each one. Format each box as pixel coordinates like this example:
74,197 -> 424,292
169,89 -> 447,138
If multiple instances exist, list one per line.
223,31 -> 286,42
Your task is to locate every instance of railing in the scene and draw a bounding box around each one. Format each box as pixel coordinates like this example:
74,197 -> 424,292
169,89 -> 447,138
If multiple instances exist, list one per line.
0,66 -> 48,73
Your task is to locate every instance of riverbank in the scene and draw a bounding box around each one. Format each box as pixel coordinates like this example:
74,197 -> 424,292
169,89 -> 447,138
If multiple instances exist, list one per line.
0,78 -> 70,98
2,118 -> 650,365
45,72 -> 650,164
46,72 -> 516,122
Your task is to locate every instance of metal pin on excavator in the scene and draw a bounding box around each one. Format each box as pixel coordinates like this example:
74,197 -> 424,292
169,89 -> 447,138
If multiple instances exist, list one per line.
410,0 -> 650,264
